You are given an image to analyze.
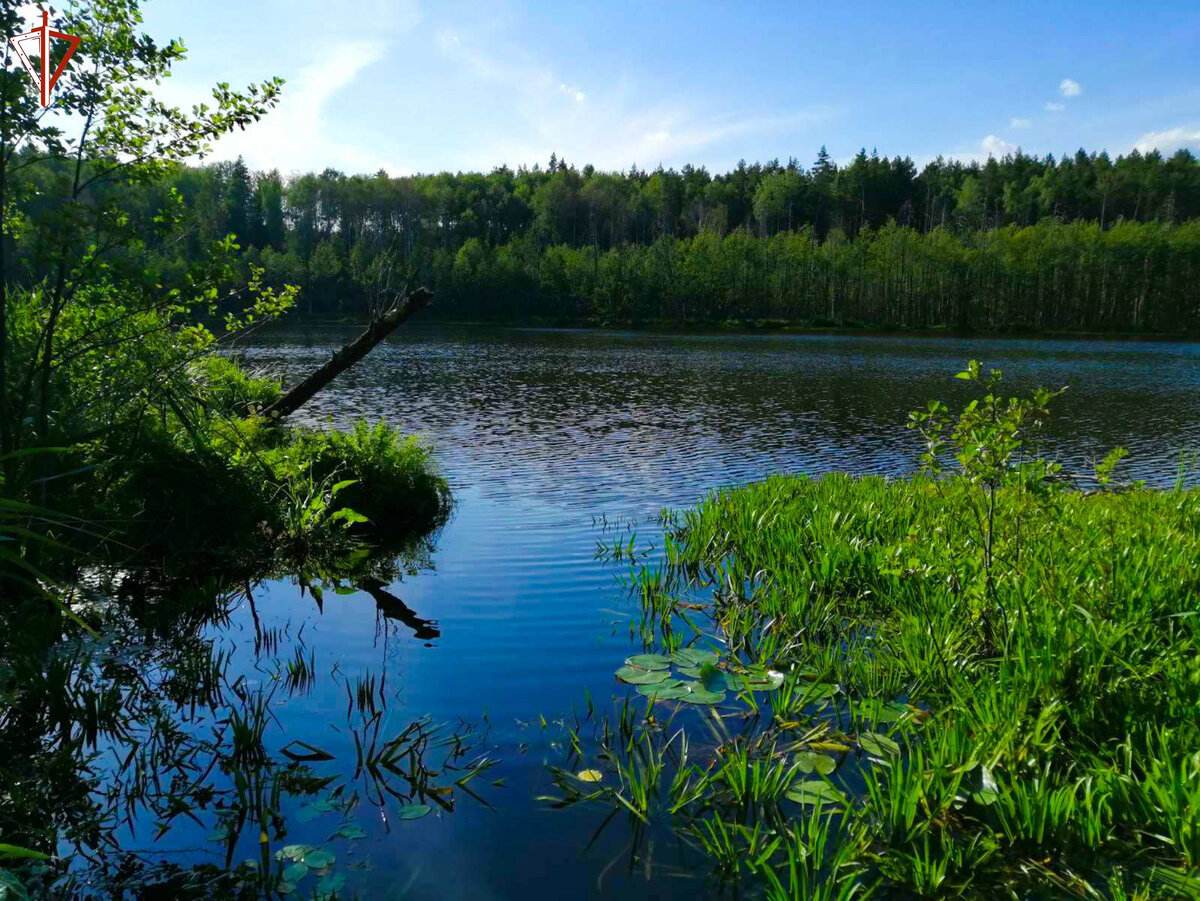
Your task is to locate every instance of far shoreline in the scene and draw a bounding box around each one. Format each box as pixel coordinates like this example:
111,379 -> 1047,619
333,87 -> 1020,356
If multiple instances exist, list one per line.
266,312 -> 1200,343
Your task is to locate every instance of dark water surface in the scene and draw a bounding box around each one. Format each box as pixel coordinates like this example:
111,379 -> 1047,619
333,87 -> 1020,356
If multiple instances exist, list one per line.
110,327 -> 1200,898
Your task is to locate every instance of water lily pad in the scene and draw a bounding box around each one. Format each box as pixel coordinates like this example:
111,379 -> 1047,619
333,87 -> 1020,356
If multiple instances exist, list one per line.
576,769 -> 604,783
276,844 -> 314,862
315,874 -> 347,900
859,732 -> 900,757
333,822 -> 367,840
737,668 -> 785,691
855,698 -> 910,723
282,862 -> 309,882
615,665 -> 670,685
206,826 -> 232,842
671,648 -> 719,669
638,678 -> 725,705
636,678 -> 685,699
678,686 -> 725,705
625,654 -> 671,671
302,848 -> 335,869
795,752 -> 837,775
786,780 -> 848,807
726,667 -> 785,692
297,798 -> 338,823
698,663 -> 727,692
277,881 -> 296,895
397,804 -> 432,820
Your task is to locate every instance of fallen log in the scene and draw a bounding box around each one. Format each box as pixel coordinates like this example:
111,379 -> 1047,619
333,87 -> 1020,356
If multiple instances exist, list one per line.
256,286 -> 432,421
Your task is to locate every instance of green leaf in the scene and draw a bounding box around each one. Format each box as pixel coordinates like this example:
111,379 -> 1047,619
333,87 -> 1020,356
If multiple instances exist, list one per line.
671,648 -> 719,669
969,764 -> 999,805
728,667 -> 785,691
615,665 -> 670,685
277,882 -> 296,895
624,654 -> 671,671
802,682 -> 839,700
698,662 -> 727,692
302,848 -> 335,869
282,862 -> 309,882
638,679 -> 724,705
678,685 -> 725,705
315,874 -> 347,899
859,732 -> 900,757
333,822 -> 367,840
0,845 -> 49,862
854,698 -> 910,724
397,804 -> 431,820
276,844 -> 313,862
794,752 -> 837,775
786,780 -> 847,807
636,678 -> 685,699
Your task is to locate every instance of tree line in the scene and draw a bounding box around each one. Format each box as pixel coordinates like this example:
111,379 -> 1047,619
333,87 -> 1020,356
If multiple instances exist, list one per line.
10,144 -> 1200,331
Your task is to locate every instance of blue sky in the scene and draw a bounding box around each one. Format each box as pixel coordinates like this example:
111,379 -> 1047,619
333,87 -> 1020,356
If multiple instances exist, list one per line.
137,0 -> 1200,176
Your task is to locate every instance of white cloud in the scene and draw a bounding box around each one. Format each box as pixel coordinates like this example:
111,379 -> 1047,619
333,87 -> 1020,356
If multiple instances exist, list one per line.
1059,78 -> 1082,97
435,29 -> 839,170
558,84 -> 586,103
156,40 -> 406,175
1133,127 -> 1200,154
1009,118 -> 1032,129
1044,102 -> 1065,112
982,134 -> 1018,158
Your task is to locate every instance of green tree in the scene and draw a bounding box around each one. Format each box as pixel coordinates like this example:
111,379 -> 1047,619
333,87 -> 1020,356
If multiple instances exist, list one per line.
0,0 -> 288,499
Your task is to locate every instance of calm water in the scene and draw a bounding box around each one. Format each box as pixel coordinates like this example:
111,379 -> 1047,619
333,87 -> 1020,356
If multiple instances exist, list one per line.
102,327 -> 1200,898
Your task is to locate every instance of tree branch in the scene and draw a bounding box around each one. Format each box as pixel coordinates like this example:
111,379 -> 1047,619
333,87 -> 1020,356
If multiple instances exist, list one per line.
254,287 -> 432,421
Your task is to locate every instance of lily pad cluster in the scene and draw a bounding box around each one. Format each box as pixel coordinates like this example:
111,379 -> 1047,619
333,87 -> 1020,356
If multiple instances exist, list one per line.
615,649 -> 784,706
273,844 -> 343,897
783,726 -> 904,807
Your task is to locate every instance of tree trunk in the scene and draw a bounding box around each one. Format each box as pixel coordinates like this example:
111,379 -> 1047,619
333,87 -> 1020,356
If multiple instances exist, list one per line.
256,287 -> 432,421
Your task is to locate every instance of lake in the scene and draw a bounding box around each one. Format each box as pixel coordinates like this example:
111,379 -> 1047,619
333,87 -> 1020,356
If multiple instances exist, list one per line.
93,327 -> 1200,898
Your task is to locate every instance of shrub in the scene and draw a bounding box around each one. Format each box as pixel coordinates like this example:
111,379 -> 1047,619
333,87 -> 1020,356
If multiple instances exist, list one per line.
266,422 -> 451,538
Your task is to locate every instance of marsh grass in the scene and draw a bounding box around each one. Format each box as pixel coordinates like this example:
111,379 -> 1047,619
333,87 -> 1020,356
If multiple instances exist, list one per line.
566,363 -> 1200,898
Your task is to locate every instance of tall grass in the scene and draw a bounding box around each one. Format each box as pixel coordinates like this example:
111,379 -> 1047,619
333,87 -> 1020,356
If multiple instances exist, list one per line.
569,363 -> 1200,897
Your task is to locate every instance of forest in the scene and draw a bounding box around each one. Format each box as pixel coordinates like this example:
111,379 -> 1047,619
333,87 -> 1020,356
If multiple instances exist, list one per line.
22,144 -> 1197,332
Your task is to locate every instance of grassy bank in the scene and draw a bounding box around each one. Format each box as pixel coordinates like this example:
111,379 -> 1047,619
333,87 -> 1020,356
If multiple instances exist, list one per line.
31,356 -> 452,576
553,365 -> 1200,899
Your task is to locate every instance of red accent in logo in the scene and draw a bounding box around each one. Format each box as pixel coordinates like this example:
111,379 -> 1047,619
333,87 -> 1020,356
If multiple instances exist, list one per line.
9,11 -> 80,108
